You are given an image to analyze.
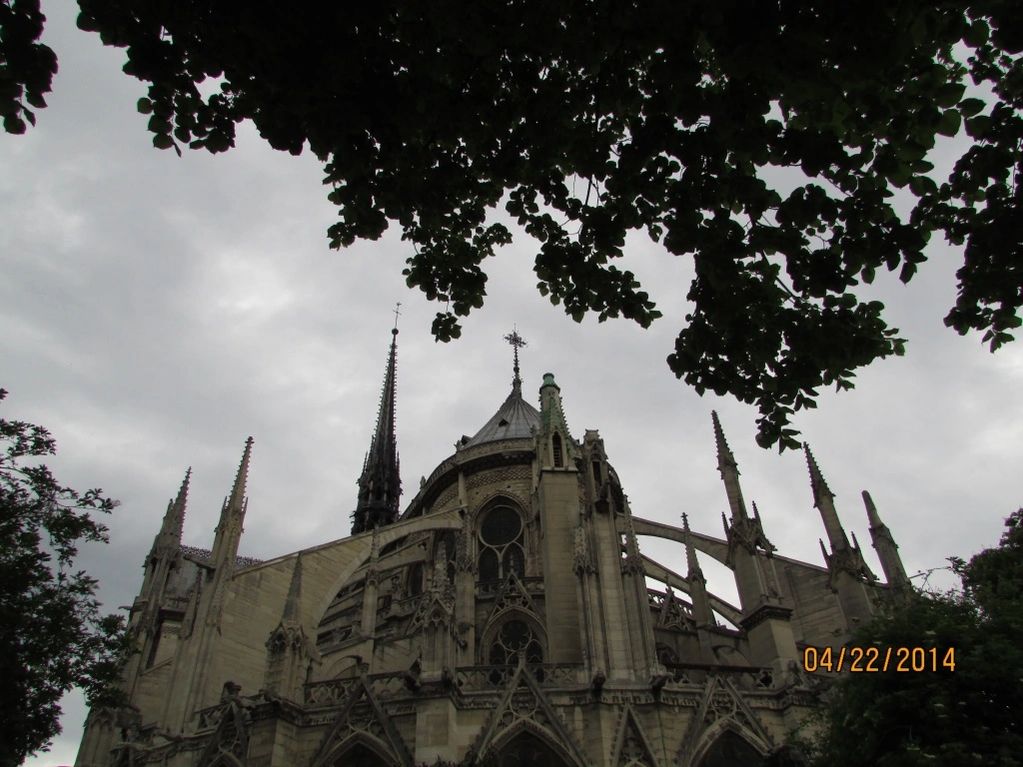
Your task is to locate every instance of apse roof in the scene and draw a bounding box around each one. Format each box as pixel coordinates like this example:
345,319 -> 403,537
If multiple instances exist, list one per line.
464,382 -> 541,447
463,329 -> 541,448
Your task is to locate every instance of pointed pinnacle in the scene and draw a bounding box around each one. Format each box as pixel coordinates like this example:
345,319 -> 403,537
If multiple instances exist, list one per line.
160,467 -> 191,543
804,444 -> 833,503
862,490 -> 883,528
819,538 -> 830,560
752,500 -> 762,522
282,554 -> 303,623
681,513 -> 703,580
228,437 -> 254,510
851,530 -> 861,551
711,411 -> 737,472
170,466 -> 191,534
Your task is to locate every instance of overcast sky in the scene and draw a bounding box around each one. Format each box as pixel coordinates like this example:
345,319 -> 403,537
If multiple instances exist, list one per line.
4,3 -> 1022,765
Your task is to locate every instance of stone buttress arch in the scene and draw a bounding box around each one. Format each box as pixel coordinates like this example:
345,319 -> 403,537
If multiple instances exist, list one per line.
307,509 -> 463,629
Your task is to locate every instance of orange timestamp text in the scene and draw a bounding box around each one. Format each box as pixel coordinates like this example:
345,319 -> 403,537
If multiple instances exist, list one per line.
802,645 -> 956,673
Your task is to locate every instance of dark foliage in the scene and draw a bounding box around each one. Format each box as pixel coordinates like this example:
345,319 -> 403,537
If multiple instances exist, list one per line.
4,2 -> 1022,447
0,389 -> 130,766
808,510 -> 1023,766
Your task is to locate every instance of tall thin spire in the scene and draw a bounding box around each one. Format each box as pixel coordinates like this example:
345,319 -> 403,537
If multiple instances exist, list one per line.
212,437 -> 253,565
503,327 -> 527,394
804,444 -> 849,552
681,513 -> 713,626
711,411 -> 749,523
863,490 -> 911,592
227,437 -> 254,512
352,325 -> 402,534
157,467 -> 191,547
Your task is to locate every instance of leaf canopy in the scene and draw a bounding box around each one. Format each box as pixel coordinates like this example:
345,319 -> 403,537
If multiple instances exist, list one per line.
4,0 -> 1022,447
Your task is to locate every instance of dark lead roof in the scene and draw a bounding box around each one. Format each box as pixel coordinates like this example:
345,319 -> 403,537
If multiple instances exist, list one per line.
464,381 -> 541,447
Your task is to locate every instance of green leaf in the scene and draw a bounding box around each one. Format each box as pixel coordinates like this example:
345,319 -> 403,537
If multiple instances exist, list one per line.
137,97 -> 153,114
936,110 -> 961,137
935,83 -> 966,109
959,97 -> 985,118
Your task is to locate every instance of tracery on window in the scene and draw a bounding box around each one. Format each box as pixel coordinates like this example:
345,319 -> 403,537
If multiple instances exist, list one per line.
488,618 -> 544,675
478,503 -> 526,582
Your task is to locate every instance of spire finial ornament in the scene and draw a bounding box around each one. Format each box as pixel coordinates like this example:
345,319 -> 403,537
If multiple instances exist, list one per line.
503,327 -> 527,392
392,302 -> 401,333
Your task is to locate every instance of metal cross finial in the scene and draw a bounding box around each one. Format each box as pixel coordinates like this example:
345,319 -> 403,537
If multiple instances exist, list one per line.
681,512 -> 690,530
503,327 -> 527,387
392,302 -> 402,330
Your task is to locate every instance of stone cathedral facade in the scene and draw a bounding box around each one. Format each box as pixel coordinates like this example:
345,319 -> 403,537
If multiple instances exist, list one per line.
75,329 -> 911,767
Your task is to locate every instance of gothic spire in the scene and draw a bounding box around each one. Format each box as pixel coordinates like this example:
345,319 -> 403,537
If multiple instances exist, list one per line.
227,437 -> 253,512
863,490 -> 911,592
352,325 -> 402,534
681,513 -> 713,626
804,444 -> 849,552
212,437 -> 253,565
157,467 -> 191,548
711,411 -> 749,523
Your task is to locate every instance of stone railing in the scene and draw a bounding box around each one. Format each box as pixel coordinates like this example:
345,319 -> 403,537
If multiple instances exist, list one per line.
663,662 -> 774,690
304,671 -> 411,707
455,663 -> 583,691
477,576 -> 544,598
304,677 -> 361,707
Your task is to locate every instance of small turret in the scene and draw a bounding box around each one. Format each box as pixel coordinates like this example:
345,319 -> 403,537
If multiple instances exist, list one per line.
539,373 -> 574,469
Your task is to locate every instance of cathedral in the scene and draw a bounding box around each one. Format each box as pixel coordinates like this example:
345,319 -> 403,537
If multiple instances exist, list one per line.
75,327 -> 911,767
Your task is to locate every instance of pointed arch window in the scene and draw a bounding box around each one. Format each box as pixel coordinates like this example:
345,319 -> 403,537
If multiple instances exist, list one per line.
478,503 -> 525,582
552,433 -> 564,468
407,563 -> 424,597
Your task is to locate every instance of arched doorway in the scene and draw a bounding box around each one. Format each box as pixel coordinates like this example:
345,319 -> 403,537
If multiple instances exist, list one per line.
696,730 -> 765,767
492,730 -> 573,767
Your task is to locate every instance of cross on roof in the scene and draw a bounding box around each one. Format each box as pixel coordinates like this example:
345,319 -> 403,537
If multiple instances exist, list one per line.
503,328 -> 527,388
